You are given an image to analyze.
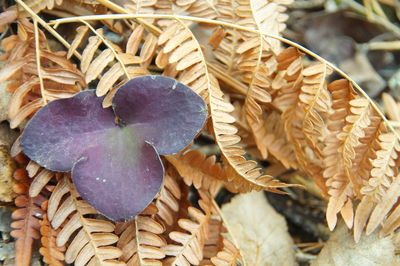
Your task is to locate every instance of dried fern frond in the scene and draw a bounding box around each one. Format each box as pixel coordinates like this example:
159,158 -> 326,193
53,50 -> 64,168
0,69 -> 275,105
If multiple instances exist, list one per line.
154,173 -> 186,229
157,20 -> 287,193
300,63 -> 332,155
210,0 -> 242,75
178,0 -> 219,20
39,202 -> 66,266
71,24 -> 153,105
239,37 -> 275,159
11,165 -> 45,266
16,0 -> 64,15
201,203 -> 243,266
352,131 -> 400,238
273,49 -> 333,196
163,191 -> 212,265
248,0 -> 291,53
324,79 -> 384,230
210,238 -> 242,266
115,203 -> 166,266
0,19 -> 83,128
166,150 -> 224,196
323,79 -> 358,230
29,166 -> 56,197
267,43 -> 400,238
361,131 -> 399,202
47,176 -> 123,265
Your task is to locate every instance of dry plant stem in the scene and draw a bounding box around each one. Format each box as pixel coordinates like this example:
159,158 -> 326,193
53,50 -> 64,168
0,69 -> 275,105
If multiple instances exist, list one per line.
388,121 -> 400,127
15,0 -> 82,60
367,0 -> 387,19
206,63 -> 248,95
77,19 -> 130,80
295,250 -> 317,262
343,0 -> 400,37
50,13 -> 400,143
33,19 -> 47,105
367,40 -> 400,50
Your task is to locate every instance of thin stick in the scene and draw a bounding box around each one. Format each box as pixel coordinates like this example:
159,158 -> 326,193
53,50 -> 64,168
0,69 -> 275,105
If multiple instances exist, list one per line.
33,19 -> 47,104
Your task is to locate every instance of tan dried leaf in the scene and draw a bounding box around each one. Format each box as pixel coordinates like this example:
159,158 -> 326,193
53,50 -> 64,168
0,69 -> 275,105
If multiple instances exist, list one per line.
222,192 -> 295,266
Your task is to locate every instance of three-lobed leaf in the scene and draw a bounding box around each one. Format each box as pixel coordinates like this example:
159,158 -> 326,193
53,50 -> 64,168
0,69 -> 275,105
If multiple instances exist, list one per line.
21,75 -> 207,221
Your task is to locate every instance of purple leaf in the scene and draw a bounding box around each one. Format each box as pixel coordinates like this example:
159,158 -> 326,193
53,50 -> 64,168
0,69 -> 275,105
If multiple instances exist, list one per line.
20,75 -> 207,221
71,140 -> 163,221
113,75 -> 208,154
21,91 -> 116,172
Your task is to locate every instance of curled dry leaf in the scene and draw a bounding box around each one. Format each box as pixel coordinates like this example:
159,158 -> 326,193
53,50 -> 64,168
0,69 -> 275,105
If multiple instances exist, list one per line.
222,191 -> 296,266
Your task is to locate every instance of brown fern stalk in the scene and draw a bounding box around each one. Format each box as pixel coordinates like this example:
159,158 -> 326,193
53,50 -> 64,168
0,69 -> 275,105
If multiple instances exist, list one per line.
11,157 -> 45,266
